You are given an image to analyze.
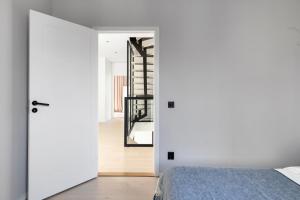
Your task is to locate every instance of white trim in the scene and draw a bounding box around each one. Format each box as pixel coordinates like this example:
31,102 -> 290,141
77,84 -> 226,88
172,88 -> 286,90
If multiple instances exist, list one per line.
95,27 -> 160,176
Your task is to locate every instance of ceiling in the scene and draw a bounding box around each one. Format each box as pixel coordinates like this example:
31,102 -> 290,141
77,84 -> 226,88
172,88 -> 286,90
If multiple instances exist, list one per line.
98,32 -> 154,63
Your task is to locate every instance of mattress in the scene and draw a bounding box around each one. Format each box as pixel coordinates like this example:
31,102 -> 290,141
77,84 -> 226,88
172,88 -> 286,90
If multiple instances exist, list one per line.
154,167 -> 300,200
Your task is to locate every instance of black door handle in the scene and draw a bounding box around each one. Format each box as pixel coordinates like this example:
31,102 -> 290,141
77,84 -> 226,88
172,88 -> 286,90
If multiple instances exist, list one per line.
32,101 -> 50,106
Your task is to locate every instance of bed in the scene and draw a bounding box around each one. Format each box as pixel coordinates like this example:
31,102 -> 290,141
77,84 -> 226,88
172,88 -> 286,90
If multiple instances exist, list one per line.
154,166 -> 300,200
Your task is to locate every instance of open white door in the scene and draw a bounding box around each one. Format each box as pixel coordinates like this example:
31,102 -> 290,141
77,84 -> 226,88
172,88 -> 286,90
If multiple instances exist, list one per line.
28,10 -> 98,200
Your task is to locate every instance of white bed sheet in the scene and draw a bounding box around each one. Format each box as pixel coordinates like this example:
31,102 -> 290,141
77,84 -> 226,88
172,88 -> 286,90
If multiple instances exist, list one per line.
276,166 -> 300,185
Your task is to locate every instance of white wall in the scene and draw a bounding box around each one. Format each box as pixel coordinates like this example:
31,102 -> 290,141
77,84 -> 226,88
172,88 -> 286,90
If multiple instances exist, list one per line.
113,62 -> 127,76
99,61 -> 126,120
105,58 -> 113,120
98,57 -> 113,122
98,57 -> 105,121
0,1 -> 13,199
52,0 -> 300,172
0,1 -> 52,199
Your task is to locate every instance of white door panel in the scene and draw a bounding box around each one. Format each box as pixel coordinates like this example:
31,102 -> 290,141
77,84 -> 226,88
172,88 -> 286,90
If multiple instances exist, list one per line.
29,10 -> 98,200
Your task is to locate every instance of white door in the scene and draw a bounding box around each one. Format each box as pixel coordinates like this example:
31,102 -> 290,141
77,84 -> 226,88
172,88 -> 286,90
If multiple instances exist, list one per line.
28,10 -> 98,200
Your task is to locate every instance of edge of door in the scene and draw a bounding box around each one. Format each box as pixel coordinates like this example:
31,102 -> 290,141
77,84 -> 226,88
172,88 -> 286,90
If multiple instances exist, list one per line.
95,26 -> 160,176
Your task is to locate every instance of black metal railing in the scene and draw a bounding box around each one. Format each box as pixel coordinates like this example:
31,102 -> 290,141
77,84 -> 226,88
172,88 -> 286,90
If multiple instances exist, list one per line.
124,96 -> 154,147
125,37 -> 154,147
129,38 -> 148,98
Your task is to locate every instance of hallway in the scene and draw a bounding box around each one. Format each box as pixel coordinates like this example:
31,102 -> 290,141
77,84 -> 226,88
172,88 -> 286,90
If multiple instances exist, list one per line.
98,118 -> 154,174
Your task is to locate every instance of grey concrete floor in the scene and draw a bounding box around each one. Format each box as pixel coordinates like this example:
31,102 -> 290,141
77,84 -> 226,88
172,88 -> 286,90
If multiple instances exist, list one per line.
47,177 -> 158,200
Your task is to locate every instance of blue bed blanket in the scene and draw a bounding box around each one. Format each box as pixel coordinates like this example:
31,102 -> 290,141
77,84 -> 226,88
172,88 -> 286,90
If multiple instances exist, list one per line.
154,167 -> 300,200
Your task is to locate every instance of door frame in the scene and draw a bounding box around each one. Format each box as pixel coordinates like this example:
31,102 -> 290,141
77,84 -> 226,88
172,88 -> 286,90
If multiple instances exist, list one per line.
96,27 -> 160,176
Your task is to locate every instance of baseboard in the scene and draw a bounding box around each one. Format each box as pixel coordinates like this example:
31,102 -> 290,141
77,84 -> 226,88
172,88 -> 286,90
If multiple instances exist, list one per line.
98,172 -> 155,177
113,112 -> 124,118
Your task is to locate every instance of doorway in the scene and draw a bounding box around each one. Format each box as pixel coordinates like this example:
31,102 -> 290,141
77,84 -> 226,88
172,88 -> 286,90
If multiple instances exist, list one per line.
97,30 -> 159,176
